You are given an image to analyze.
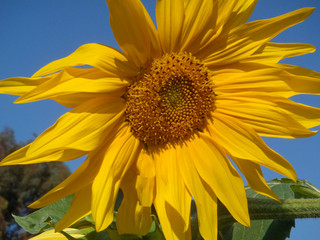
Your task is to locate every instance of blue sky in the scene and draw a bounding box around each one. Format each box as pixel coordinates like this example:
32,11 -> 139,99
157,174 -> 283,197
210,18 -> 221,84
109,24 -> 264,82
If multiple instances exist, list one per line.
0,0 -> 320,239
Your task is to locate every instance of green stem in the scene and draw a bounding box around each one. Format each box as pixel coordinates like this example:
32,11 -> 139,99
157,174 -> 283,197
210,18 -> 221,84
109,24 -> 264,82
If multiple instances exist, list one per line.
249,198 -> 320,219
219,198 -> 320,225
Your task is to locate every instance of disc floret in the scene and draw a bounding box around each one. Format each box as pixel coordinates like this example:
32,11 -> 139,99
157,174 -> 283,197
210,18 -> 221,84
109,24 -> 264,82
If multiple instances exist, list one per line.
125,52 -> 215,146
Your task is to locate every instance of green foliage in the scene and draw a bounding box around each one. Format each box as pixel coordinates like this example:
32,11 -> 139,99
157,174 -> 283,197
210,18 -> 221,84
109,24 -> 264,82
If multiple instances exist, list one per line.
0,127 -> 20,159
13,195 -> 74,234
221,219 -> 294,240
14,194 -> 165,240
246,178 -> 320,199
218,178 -> 320,240
13,178 -> 320,240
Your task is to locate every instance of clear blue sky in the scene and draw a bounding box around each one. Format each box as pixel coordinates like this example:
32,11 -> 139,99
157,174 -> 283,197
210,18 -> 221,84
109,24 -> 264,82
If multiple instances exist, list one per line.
0,0 -> 320,239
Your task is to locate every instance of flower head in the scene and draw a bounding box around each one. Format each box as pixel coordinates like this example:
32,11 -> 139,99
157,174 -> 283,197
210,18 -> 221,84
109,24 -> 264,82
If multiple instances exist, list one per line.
1,0 -> 320,239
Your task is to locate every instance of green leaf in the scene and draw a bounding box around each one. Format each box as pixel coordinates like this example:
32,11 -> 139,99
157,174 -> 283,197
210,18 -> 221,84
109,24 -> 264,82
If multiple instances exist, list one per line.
289,180 -> 320,198
218,178 -> 320,240
245,178 -> 320,199
220,219 -> 294,240
79,229 -> 111,240
13,194 -> 73,234
143,216 -> 165,240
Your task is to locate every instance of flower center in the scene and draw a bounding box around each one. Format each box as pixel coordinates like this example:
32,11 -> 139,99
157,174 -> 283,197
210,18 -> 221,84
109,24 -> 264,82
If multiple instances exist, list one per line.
125,52 -> 215,146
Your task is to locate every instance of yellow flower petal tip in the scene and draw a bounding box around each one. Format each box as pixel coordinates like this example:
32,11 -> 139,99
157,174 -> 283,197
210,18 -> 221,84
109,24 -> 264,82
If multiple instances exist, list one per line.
28,228 -> 84,240
1,1 -> 320,239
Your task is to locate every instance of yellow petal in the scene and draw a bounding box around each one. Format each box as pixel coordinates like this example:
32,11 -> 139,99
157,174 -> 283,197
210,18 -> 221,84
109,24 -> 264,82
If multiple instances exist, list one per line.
92,124 -> 141,231
215,93 -> 316,138
51,93 -> 108,108
55,185 -> 92,232
0,75 -> 55,96
195,0 -> 236,52
196,0 -> 256,56
209,113 -> 297,181
276,63 -> 320,79
213,61 -> 320,96
0,144 -> 85,166
214,68 -> 294,97
180,0 -> 217,53
117,195 -> 152,236
106,0 -> 161,66
16,67 -> 129,104
276,99 -> 320,129
277,64 -> 320,95
117,166 -> 153,235
32,43 -> 138,78
27,96 -> 125,156
189,134 -> 250,227
222,0 -> 257,30
243,42 -> 316,63
153,146 -> 191,240
231,157 -> 280,202
156,0 -> 184,53
28,229 -> 84,240
29,144 -> 106,208
204,8 -> 315,66
136,149 -> 155,207
177,143 -> 218,240
217,92 -> 320,130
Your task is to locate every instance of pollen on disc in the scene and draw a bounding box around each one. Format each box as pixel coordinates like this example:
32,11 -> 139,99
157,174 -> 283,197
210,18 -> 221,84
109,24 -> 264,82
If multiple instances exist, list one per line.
125,52 -> 215,146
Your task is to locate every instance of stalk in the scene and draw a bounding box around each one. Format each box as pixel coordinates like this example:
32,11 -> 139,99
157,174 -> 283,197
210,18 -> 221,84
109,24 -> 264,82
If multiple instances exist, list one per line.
218,198 -> 320,225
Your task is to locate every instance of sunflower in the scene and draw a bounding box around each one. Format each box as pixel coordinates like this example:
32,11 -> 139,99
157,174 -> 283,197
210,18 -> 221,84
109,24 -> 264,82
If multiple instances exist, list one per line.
1,0 -> 320,239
